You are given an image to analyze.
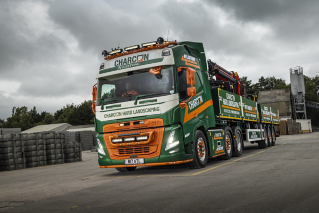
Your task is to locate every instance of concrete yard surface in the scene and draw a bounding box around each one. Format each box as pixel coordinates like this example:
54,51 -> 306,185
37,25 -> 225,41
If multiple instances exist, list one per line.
1,133 -> 319,212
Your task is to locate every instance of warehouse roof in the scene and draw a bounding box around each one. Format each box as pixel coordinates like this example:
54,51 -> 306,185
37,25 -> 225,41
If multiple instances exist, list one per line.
258,88 -> 291,104
64,125 -> 95,132
22,123 -> 72,133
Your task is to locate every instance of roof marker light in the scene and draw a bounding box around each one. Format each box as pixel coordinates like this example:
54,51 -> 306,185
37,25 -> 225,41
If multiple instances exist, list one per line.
124,45 -> 140,51
108,49 -> 123,55
141,41 -> 157,47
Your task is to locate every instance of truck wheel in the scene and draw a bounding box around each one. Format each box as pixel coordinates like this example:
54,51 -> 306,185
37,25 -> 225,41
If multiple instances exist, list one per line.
219,128 -> 233,160
232,127 -> 243,157
271,126 -> 276,146
258,127 -> 268,149
187,130 -> 208,169
116,167 -> 137,172
267,126 -> 272,147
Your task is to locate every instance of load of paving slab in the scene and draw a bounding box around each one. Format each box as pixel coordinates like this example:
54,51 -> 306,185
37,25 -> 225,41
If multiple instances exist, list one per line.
0,131 -> 82,172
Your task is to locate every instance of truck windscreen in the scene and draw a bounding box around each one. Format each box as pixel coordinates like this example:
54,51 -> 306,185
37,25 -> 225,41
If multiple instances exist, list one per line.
97,66 -> 175,106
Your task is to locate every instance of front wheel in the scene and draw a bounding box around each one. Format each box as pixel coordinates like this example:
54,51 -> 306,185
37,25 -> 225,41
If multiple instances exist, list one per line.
187,130 -> 208,169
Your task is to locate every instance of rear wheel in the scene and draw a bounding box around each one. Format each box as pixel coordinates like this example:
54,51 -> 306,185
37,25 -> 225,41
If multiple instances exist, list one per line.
219,129 -> 233,160
232,127 -> 243,157
187,130 -> 208,169
258,127 -> 268,149
267,126 -> 272,147
271,126 -> 276,146
116,167 -> 137,172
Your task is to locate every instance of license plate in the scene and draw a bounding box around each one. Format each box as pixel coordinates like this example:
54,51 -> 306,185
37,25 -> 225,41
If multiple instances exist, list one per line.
125,158 -> 144,165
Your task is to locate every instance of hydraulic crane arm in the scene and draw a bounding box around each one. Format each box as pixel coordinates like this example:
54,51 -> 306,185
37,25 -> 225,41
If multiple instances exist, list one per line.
207,59 -> 241,95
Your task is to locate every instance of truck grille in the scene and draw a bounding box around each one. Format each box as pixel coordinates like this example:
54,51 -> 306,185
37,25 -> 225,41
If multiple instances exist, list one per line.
103,124 -> 164,160
118,146 -> 151,155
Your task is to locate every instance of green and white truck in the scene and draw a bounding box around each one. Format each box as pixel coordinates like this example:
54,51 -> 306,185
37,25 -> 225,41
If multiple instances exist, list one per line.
92,37 -> 279,172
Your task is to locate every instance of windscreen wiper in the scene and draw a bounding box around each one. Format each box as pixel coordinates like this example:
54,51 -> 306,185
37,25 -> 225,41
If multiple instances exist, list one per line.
134,93 -> 171,105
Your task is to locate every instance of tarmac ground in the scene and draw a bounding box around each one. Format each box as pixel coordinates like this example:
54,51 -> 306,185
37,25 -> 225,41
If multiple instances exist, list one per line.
0,132 -> 319,212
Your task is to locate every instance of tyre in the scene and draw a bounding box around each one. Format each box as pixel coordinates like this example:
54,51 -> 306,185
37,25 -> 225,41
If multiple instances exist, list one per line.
187,130 -> 208,169
267,126 -> 272,147
219,128 -> 233,160
271,126 -> 276,146
258,127 -> 268,149
232,127 -> 243,157
116,167 -> 137,172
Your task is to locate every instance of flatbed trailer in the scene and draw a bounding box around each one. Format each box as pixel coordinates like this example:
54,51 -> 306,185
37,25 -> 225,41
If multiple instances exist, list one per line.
92,37 -> 279,171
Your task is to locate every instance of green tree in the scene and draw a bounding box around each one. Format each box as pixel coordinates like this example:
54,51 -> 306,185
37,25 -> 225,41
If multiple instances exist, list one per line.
68,100 -> 94,125
42,113 -> 55,124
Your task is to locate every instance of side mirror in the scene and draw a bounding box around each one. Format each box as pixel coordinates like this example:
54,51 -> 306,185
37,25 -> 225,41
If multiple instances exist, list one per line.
91,83 -> 97,114
187,87 -> 197,97
186,68 -> 196,85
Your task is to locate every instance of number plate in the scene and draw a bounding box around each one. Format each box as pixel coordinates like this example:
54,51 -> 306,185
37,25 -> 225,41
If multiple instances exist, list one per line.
124,158 -> 144,165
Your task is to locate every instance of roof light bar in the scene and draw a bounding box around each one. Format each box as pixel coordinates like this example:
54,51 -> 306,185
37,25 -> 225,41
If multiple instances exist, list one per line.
108,49 -> 123,55
124,45 -> 140,51
141,41 -> 157,47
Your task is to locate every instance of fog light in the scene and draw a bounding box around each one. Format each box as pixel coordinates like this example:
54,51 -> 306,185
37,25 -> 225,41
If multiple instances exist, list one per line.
136,136 -> 148,141
124,137 -> 135,142
112,138 -> 123,143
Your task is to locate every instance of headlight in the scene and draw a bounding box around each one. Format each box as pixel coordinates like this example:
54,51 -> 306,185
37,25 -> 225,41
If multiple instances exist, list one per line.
97,138 -> 106,155
165,130 -> 180,151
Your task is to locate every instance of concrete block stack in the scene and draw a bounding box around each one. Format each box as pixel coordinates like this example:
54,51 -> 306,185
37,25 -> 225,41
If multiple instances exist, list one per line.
79,131 -> 94,151
45,132 -> 65,165
64,142 -> 82,163
0,128 -> 21,135
25,133 -> 47,168
0,134 -> 26,171
287,119 -> 293,135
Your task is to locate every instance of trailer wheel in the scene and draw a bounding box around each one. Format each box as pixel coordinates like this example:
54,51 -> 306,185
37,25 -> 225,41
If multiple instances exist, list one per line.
267,126 -> 272,147
258,127 -> 268,149
219,128 -> 233,160
232,127 -> 243,157
187,130 -> 208,169
115,167 -> 137,172
271,126 -> 276,146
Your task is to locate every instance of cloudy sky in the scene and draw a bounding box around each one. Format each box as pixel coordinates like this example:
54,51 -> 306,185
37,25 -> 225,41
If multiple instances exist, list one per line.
1,0 -> 318,120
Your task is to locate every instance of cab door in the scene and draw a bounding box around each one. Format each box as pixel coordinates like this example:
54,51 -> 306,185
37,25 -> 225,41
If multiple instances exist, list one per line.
177,67 -> 206,144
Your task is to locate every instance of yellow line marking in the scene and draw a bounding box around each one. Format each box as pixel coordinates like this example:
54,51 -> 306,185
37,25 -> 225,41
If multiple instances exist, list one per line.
191,143 -> 285,176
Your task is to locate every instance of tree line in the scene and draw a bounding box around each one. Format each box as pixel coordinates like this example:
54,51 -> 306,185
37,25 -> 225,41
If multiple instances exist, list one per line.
0,75 -> 318,131
0,101 -> 94,131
